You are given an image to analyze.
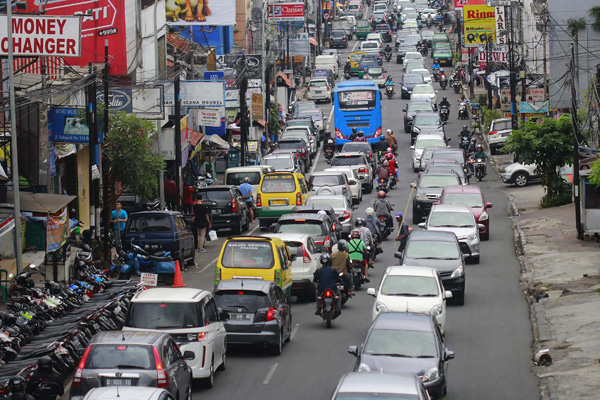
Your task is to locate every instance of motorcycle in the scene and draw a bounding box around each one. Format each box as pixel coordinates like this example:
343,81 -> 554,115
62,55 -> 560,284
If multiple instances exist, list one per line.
384,49 -> 392,62
473,159 -> 486,181
439,72 -> 448,89
458,102 -> 469,120
377,177 -> 389,193
387,172 -> 397,190
119,243 -> 177,283
317,288 -> 341,328
439,105 -> 450,122
433,68 -> 441,82
350,259 -> 363,290
385,84 -> 394,98
459,135 -> 471,154
377,215 -> 392,239
453,79 -> 461,93
324,145 -> 335,164
344,71 -> 351,80
420,44 -> 428,56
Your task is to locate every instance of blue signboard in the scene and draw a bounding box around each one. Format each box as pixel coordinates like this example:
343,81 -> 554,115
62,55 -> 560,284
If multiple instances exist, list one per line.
48,107 -> 103,143
204,71 -> 225,81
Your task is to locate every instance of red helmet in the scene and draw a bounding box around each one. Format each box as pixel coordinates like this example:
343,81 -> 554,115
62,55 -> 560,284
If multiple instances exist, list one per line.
377,190 -> 387,199
385,153 -> 393,160
350,230 -> 361,239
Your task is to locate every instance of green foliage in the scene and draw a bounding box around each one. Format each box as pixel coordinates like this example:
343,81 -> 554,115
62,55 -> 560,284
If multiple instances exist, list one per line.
267,102 -> 280,138
477,94 -> 487,108
589,6 -> 600,32
588,159 -> 600,188
503,116 -> 574,208
103,111 -> 165,202
566,18 -> 586,37
483,108 -> 501,134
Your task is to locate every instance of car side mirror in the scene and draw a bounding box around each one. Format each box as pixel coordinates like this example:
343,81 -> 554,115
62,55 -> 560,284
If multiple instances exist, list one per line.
347,345 -> 359,356
445,349 -> 455,360
410,145 -> 415,150
410,182 -> 416,188
183,351 -> 196,360
486,202 -> 493,208
418,222 -> 426,229
446,138 -> 451,142
478,224 -> 486,232
219,311 -> 230,321
289,254 -> 297,262
367,288 -> 376,297
445,290 -> 453,299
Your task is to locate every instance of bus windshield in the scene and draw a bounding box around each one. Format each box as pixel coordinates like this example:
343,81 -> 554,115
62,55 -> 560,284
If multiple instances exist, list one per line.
338,90 -> 377,110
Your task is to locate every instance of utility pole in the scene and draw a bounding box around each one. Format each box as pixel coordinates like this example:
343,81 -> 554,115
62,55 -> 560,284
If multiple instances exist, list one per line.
570,44 -> 583,240
103,41 -> 110,262
265,40 -> 271,138
239,56 -> 249,166
521,58 -> 527,123
87,64 -> 99,236
174,51 -> 182,211
468,49 -> 474,98
6,4 -> 23,273
486,36 -> 492,108
508,5 -> 518,130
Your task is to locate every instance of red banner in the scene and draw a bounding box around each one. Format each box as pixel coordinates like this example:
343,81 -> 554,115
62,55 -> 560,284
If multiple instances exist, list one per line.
454,0 -> 487,8
267,3 -> 305,21
17,0 -> 127,75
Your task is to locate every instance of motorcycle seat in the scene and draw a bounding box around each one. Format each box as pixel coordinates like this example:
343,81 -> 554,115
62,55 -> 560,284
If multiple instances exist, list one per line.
142,255 -> 173,262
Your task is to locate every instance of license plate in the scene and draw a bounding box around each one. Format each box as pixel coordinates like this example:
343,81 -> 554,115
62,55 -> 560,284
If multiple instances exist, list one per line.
271,200 -> 286,206
315,90 -> 322,93
211,209 -> 221,214
104,378 -> 137,387
151,244 -> 160,249
229,313 -> 253,321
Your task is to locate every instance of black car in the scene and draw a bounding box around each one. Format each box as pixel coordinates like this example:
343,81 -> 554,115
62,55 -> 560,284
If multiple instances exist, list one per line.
274,213 -> 338,252
411,172 -> 461,222
374,24 -> 393,42
411,111 -> 445,144
195,185 -> 250,234
404,101 -> 434,132
330,30 -> 348,48
214,279 -> 292,355
290,205 -> 344,239
400,73 -> 425,99
397,230 -> 466,304
396,44 -> 416,63
348,313 -> 455,399
277,138 -> 311,172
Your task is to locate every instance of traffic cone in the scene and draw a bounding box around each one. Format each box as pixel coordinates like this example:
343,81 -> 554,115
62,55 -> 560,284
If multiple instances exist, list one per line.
172,260 -> 186,288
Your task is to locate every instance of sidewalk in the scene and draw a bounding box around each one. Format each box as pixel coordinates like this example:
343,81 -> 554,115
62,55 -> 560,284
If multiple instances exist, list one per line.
507,184 -> 600,400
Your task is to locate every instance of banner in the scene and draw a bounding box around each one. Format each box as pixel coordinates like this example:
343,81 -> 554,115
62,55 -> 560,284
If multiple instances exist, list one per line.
495,6 -> 507,44
96,89 -> 133,113
216,54 -> 262,79
251,93 -> 264,121
477,44 -> 506,66
46,207 -> 69,253
455,0 -> 487,8
49,107 -> 104,144
163,80 -> 226,107
166,0 -> 236,26
198,109 -> 222,127
267,3 -> 305,21
463,5 -> 496,47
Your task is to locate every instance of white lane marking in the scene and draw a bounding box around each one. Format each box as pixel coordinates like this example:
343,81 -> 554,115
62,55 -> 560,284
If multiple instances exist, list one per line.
263,363 -> 279,384
290,323 -> 300,341
351,39 -> 360,52
310,105 -> 335,176
196,224 -> 259,273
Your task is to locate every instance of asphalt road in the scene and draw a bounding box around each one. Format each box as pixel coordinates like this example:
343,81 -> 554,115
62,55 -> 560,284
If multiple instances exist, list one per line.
182,32 -> 539,400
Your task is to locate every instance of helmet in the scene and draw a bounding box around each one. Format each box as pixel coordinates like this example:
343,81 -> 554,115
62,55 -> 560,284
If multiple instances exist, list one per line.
476,144 -> 483,150
383,160 -> 389,167
317,210 -> 327,215
355,218 -> 365,227
396,212 -> 403,218
358,130 -> 364,137
350,230 -> 361,239
38,356 -> 53,371
337,240 -> 348,252
385,153 -> 393,160
386,129 -> 392,135
8,376 -> 26,393
463,125 -> 468,130
387,147 -> 392,153
377,191 -> 387,199
442,97 -> 447,101
243,177 -> 250,183
319,254 -> 332,265
352,127 -> 358,134
366,207 -> 375,216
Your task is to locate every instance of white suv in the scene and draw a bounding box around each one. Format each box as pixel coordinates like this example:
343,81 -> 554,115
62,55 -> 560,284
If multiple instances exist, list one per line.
487,118 -> 513,154
123,288 -> 228,386
307,78 -> 333,103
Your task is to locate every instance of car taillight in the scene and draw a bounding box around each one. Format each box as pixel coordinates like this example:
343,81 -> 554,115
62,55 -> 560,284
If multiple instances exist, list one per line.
153,346 -> 169,388
308,86 -> 311,91
340,211 -> 351,221
72,346 -> 91,386
266,307 -> 278,321
374,127 -> 382,137
301,147 -> 306,156
324,235 -> 331,251
369,151 -> 373,158
359,167 -> 368,173
342,187 -> 347,194
302,244 -> 311,263
489,130 -> 497,135
327,85 -> 330,90
231,198 -> 238,213
257,193 -> 262,207
214,267 -> 221,287
296,192 -> 302,206
335,129 -> 343,139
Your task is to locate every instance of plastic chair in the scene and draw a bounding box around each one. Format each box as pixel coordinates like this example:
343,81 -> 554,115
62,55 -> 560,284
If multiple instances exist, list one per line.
0,269 -> 9,303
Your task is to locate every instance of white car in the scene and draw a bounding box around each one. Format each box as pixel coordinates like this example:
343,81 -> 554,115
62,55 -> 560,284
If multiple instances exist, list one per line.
364,66 -> 387,87
365,33 -> 384,48
403,51 -> 424,68
307,78 -> 333,103
419,204 -> 483,264
360,40 -> 382,58
367,266 -> 452,333
501,162 -> 539,187
411,84 -> 438,110
325,166 -> 363,203
306,194 -> 356,236
411,68 -> 432,84
330,152 -> 374,193
487,118 -> 513,155
262,233 -> 320,297
281,127 -> 316,157
411,134 -> 448,171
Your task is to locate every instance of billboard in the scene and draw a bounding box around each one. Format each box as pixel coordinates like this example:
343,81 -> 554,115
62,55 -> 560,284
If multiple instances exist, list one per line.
163,80 -> 225,107
16,0 -> 127,75
48,107 -> 104,144
267,3 -> 305,21
216,54 -> 262,79
463,5 -> 496,47
166,0 -> 236,26
477,44 -> 506,66
0,15 -> 81,57
454,0 -> 487,8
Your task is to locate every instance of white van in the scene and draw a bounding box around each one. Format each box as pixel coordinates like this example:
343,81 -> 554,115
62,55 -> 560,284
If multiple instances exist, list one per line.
315,55 -> 338,78
224,165 -> 275,202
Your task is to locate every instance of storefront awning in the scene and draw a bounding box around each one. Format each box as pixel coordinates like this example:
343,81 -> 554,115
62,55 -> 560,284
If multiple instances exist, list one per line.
309,37 -> 319,46
202,134 -> 230,150
189,129 -> 204,147
6,191 -> 76,214
275,71 -> 292,88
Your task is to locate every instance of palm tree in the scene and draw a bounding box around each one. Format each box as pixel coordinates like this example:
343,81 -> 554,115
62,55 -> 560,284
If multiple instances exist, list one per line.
566,18 -> 586,88
590,6 -> 600,32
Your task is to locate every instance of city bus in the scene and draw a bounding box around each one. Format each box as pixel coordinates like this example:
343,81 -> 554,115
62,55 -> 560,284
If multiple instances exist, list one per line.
333,80 -> 383,148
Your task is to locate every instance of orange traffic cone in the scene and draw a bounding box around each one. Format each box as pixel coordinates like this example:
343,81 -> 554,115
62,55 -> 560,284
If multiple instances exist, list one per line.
172,260 -> 186,288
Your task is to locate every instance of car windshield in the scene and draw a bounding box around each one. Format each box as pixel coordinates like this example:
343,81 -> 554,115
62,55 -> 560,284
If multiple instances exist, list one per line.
419,175 -> 459,188
126,216 -> 171,233
198,189 -> 231,201
226,172 -> 261,185
362,42 -> 378,49
435,50 -> 452,56
408,103 -> 432,112
413,85 -> 434,94
278,140 -> 304,150
277,221 -> 325,236
381,275 -> 439,297
404,75 -> 423,84
406,240 -> 459,259
311,175 -> 344,186
364,329 -> 437,358
221,241 -> 275,269
332,31 -> 345,38
310,80 -> 328,87
85,344 -> 155,370
350,53 -> 364,62
332,155 -> 364,166
432,153 -> 463,164
127,302 -> 201,329
334,393 -> 418,400
342,143 -> 371,153
260,174 -> 296,192
414,115 -> 440,125
263,157 -> 293,170
429,211 -> 474,228
295,103 -> 317,113
214,290 -> 271,312
308,197 -> 346,209
415,138 -> 445,150
443,193 -> 483,208
367,67 -> 384,75
421,32 -> 434,39
299,111 -> 323,121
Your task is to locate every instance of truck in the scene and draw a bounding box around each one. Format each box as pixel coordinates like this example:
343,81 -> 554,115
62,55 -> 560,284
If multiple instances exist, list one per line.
332,18 -> 354,39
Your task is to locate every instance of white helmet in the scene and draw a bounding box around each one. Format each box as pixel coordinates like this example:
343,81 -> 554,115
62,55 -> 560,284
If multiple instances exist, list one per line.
386,129 -> 392,135
366,207 -> 375,216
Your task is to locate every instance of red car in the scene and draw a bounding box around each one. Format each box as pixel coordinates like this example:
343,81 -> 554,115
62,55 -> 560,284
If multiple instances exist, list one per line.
439,185 -> 493,240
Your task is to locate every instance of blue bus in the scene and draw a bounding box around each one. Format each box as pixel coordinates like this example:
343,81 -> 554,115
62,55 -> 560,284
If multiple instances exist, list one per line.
333,80 -> 383,148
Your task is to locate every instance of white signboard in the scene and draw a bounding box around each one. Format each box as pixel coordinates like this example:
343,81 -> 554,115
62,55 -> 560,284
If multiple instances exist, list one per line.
0,15 -> 82,57
164,80 -> 225,107
198,109 -> 222,127
131,87 -> 164,119
225,89 -> 240,108
478,45 -> 507,64
140,273 -> 158,287
495,6 -> 507,44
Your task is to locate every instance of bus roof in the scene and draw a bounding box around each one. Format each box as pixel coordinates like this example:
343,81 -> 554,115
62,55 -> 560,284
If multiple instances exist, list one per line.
335,80 -> 378,91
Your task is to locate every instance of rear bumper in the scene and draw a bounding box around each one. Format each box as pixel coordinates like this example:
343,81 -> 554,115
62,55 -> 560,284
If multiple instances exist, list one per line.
211,213 -> 242,229
292,278 -> 316,293
257,206 -> 293,224
224,323 -> 280,345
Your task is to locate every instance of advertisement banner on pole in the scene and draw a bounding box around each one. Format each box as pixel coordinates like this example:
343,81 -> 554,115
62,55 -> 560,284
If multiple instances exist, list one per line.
495,6 -> 507,44
166,0 -> 236,26
0,15 -> 81,57
463,5 -> 496,47
164,80 -> 225,107
454,0 -> 487,8
198,109 -> 222,127
477,44 -> 506,66
251,93 -> 264,121
46,207 -> 69,253
267,3 -> 305,21
48,107 -> 104,144
216,54 -> 262,79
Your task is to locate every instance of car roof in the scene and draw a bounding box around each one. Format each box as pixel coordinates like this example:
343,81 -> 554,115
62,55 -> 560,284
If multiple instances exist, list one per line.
132,287 -> 209,303
277,213 -> 328,222
409,230 -> 457,242
334,152 -> 365,157
337,372 -> 419,395
386,265 -> 436,277
263,153 -> 294,159
442,185 -> 482,194
431,204 -> 473,213
416,134 -> 446,140
432,148 -> 463,154
215,278 -> 275,292
83,387 -> 168,400
197,185 -> 235,191
129,211 -> 181,217
91,330 -> 167,345
261,233 -> 314,244
311,171 -> 346,176
372,312 -> 434,331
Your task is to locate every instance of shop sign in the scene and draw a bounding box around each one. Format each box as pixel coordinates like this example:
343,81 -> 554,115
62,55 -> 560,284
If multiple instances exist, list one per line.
463,5 -> 496,47
48,107 -> 104,144
96,89 -> 132,112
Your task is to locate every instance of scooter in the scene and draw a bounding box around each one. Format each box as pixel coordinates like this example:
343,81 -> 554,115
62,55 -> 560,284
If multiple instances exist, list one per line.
453,79 -> 461,94
350,259 -> 363,290
439,105 -> 450,122
439,72 -> 448,89
387,172 -> 397,190
384,49 -> 392,62
344,71 -> 351,80
119,243 -> 177,283
317,288 -> 341,328
473,159 -> 486,181
385,84 -> 394,98
377,177 -> 389,193
458,102 -> 469,120
420,44 -> 428,56
459,135 -> 471,153
377,215 -> 392,239
433,68 -> 441,82
324,145 -> 335,164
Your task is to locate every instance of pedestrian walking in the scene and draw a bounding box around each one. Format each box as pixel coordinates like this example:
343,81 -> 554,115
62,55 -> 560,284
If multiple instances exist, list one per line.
260,132 -> 269,158
395,212 -> 410,253
182,180 -> 195,214
192,194 -> 211,252
109,201 -> 127,254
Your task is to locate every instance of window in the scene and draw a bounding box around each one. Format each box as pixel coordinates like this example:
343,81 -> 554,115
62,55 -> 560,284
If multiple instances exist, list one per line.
85,344 -> 155,369
260,174 -> 297,193
307,197 -> 346,209
299,179 -> 308,194
428,211 -> 474,228
126,215 -> 172,233
263,156 -> 294,171
338,90 -> 377,110
310,175 -> 344,186
276,221 -> 326,236
443,193 -> 484,208
205,298 -> 219,323
221,241 -> 275,269
226,172 -> 261,185
307,238 -> 318,254
418,175 -> 460,188
127,302 -> 203,329
406,240 -> 459,260
278,247 -> 289,269
381,275 -> 439,296
364,329 -> 438,358
200,189 -> 233,201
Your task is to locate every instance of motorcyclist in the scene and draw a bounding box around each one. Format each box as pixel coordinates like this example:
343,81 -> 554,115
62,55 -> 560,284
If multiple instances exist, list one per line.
385,153 -> 398,180
385,129 -> 397,153
7,376 -> 35,400
371,191 -> 394,230
439,96 -> 450,109
365,207 -> 383,255
385,75 -> 394,87
331,240 -> 354,296
313,254 -> 343,315
349,127 -> 359,142
323,131 -> 336,152
26,356 -> 64,400
384,42 -> 393,56
460,125 -> 471,139
355,218 -> 375,267
470,144 -> 488,175
432,59 -> 441,71
348,229 -> 369,283
375,160 -> 390,189
354,130 -> 367,142
344,61 -> 351,75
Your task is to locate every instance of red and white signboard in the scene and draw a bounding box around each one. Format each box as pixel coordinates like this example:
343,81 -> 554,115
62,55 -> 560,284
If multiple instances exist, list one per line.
495,6 -> 507,44
478,45 -> 506,67
16,0 -> 127,75
454,0 -> 487,8
267,2 -> 305,21
0,16 -> 81,57
140,273 -> 158,287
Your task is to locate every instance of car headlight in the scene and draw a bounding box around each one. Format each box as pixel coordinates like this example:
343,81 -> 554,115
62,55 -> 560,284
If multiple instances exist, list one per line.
358,363 -> 372,372
375,301 -> 388,313
479,212 -> 489,221
416,193 -> 427,201
503,165 -> 515,173
430,304 -> 442,316
467,233 -> 476,241
402,86 -> 408,90
450,265 -> 464,278
423,367 -> 440,382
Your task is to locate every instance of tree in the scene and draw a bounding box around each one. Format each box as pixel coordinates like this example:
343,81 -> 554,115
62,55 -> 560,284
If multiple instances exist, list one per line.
103,111 -> 165,203
503,116 -> 574,208
590,6 -> 600,32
